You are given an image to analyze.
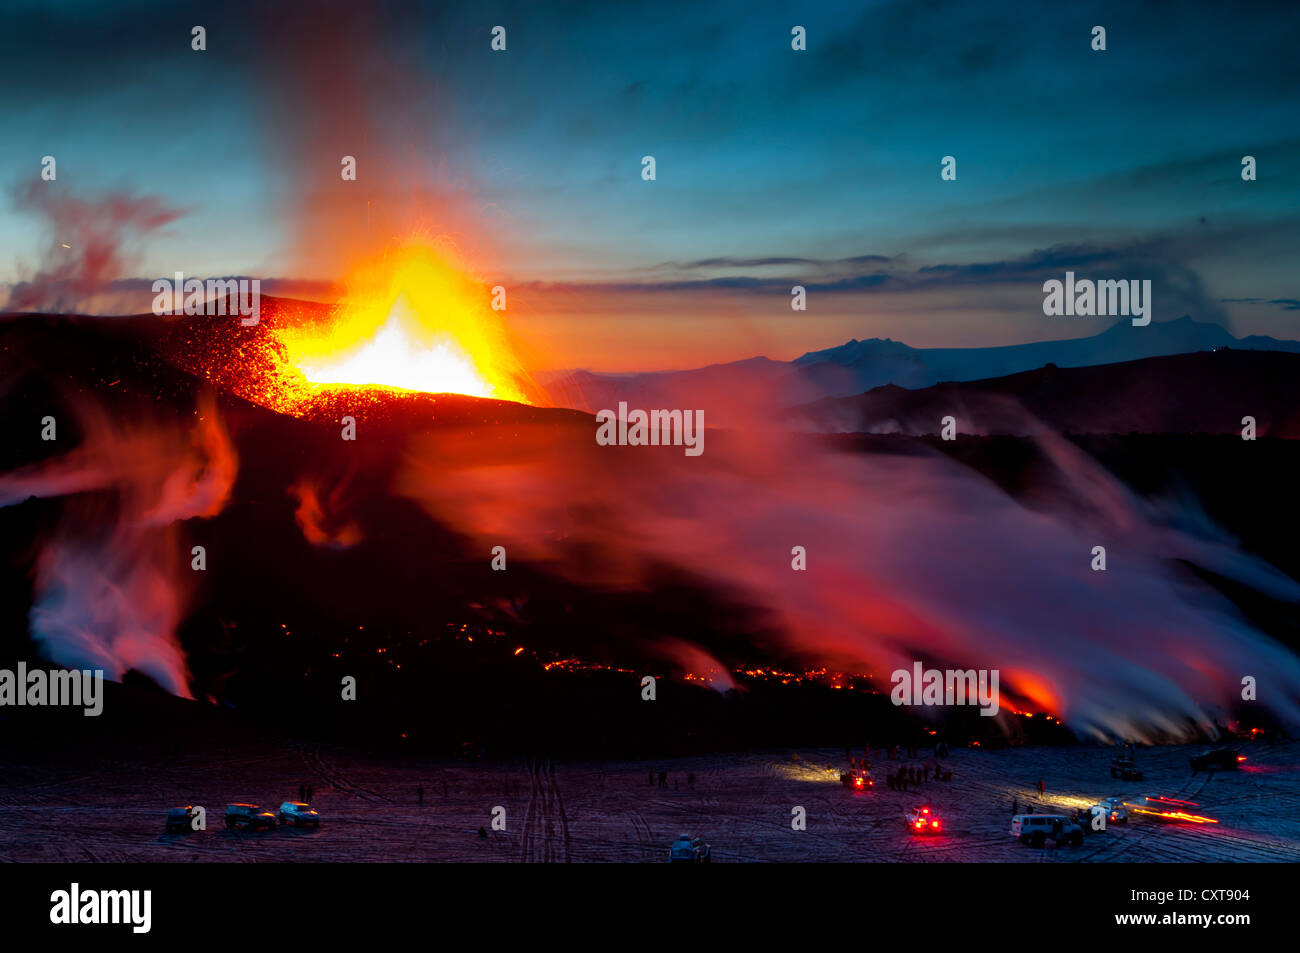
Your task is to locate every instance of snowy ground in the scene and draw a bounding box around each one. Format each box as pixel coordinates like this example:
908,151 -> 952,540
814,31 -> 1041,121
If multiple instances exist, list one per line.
2,739 -> 1297,862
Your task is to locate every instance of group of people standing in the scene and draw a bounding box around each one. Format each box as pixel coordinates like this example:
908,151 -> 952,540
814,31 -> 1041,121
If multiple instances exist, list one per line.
885,763 -> 951,790
845,743 -> 954,790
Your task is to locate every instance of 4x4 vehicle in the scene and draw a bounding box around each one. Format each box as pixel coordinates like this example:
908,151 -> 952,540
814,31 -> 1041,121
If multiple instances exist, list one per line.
840,769 -> 873,790
904,805 -> 942,834
1190,749 -> 1244,773
1110,756 -> 1144,781
668,835 -> 711,863
1096,797 -> 1128,823
164,806 -> 198,834
278,802 -> 321,828
225,803 -> 277,831
1011,814 -> 1084,847
1070,807 -> 1099,833
1071,800 -> 1127,832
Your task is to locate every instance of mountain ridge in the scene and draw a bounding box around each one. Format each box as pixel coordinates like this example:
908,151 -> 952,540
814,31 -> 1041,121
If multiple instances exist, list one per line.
783,348 -> 1300,438
547,316 -> 1300,423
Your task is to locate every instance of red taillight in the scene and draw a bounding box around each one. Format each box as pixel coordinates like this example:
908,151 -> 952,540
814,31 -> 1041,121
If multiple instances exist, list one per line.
1237,755 -> 1247,762
931,820 -> 940,828
915,821 -> 924,828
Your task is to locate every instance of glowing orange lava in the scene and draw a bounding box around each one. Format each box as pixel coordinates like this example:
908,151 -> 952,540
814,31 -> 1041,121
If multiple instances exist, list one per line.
295,297 -> 499,396
272,243 -> 529,404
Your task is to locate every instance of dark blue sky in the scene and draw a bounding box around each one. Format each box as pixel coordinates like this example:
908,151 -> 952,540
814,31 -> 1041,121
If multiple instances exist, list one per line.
2,0 -> 1297,366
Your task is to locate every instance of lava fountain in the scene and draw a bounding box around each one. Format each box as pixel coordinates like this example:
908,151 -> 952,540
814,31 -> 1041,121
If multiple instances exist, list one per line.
271,242 -> 530,406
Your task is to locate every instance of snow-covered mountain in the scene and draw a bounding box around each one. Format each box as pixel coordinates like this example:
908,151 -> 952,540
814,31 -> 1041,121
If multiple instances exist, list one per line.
546,316 -> 1300,424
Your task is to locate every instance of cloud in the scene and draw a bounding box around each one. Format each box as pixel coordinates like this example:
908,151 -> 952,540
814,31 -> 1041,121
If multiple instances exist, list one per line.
505,239 -> 1237,326
1221,297 -> 1300,311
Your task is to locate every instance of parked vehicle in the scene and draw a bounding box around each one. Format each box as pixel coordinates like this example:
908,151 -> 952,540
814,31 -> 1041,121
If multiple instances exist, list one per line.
278,802 -> 321,828
1070,807 -> 1098,833
1190,749 -> 1244,773
224,803 -> 277,831
840,768 -> 873,790
669,835 -> 711,863
1011,814 -> 1084,847
1095,797 -> 1129,824
165,806 -> 198,834
1071,800 -> 1126,832
1110,755 -> 1144,781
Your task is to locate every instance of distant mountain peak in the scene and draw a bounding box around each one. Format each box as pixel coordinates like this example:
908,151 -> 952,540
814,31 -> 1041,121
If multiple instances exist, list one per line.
547,313 -> 1300,419
792,336 -> 912,365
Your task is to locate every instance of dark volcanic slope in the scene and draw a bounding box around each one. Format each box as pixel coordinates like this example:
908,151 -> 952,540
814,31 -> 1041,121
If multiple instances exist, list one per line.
785,350 -> 1300,437
3,313 -> 1298,754
0,313 -> 816,755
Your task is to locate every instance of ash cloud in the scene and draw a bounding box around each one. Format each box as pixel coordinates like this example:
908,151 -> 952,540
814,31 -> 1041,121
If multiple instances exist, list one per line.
3,182 -> 184,315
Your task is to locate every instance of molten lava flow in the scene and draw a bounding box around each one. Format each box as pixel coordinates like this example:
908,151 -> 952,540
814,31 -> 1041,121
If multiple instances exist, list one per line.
272,243 -> 528,404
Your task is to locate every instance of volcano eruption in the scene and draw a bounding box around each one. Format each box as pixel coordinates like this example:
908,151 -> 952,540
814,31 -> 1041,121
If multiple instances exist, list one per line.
4,237 -> 1300,749
4,0 -> 1300,886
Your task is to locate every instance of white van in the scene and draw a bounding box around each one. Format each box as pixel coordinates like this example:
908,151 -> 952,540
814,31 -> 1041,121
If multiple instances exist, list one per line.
1011,813 -> 1083,847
